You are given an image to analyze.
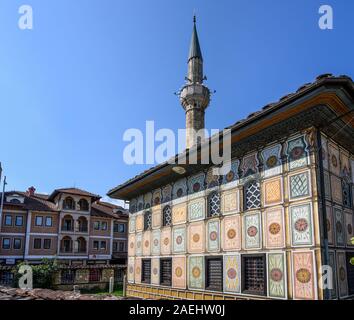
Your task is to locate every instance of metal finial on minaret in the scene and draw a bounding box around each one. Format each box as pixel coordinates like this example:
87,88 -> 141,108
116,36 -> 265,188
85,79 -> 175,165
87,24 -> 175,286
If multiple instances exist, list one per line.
178,16 -> 211,149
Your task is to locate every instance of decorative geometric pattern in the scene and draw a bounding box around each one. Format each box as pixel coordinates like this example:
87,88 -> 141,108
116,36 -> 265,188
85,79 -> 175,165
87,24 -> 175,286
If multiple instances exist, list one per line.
331,175 -> 343,204
152,208 -> 161,228
292,251 -> 315,300
207,220 -> 220,252
129,199 -> 137,213
142,231 -> 151,256
160,228 -> 171,255
162,205 -> 172,226
188,222 -> 205,253
334,208 -> 345,246
135,233 -> 142,256
222,215 -> 241,251
128,257 -> 135,283
152,189 -> 161,206
137,195 -> 144,212
224,254 -> 241,293
129,215 -> 136,233
245,180 -> 261,210
290,203 -> 313,246
134,258 -> 142,284
326,206 -> 334,245
261,144 -> 282,178
241,153 -> 258,178
208,192 -> 221,217
173,226 -> 186,253
328,144 -> 340,176
264,207 -> 285,248
222,159 -> 239,185
342,181 -> 351,207
144,192 -> 152,209
135,214 -> 143,232
324,171 -> 331,199
287,136 -> 308,170
152,230 -> 160,255
172,203 -> 187,225
162,184 -> 172,203
172,178 -> 187,200
144,211 -> 152,230
151,258 -> 160,285
243,212 -> 261,249
188,198 -> 205,221
128,234 -> 135,257
345,212 -> 353,246
263,177 -> 282,206
188,256 -> 204,289
336,251 -> 348,298
206,167 -> 220,188
188,173 -> 205,194
321,136 -> 329,170
289,171 -> 310,199
268,253 -> 286,299
172,257 -> 186,289
221,190 -> 239,214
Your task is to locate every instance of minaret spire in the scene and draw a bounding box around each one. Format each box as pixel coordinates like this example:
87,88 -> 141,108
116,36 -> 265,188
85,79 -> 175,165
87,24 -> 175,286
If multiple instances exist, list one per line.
179,16 -> 211,149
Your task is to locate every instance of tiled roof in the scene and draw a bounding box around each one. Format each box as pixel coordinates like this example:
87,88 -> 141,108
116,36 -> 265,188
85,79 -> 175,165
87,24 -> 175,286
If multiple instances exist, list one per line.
91,201 -> 128,220
48,188 -> 101,202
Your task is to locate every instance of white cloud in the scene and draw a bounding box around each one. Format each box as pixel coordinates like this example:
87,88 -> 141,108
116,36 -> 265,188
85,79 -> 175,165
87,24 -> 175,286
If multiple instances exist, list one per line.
100,196 -> 128,209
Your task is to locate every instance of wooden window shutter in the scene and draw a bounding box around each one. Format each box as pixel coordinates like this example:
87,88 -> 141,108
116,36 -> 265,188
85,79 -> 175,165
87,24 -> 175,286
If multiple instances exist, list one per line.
206,257 -> 223,291
160,259 -> 172,286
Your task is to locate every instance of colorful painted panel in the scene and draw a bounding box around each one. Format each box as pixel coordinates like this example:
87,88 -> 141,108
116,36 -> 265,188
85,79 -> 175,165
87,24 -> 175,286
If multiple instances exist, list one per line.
135,214 -> 143,232
135,233 -> 142,256
172,178 -> 187,200
152,189 -> 162,206
172,256 -> 186,289
323,171 -> 331,199
241,153 -> 259,178
129,216 -> 136,233
261,144 -> 282,178
142,231 -> 151,256
188,198 -> 205,221
331,175 -> 343,204
128,234 -> 135,257
160,228 -> 171,255
223,254 -> 241,293
206,167 -> 220,188
172,203 -> 187,225
207,220 -> 220,252
173,226 -> 186,253
188,222 -> 205,253
188,256 -> 204,289
321,136 -> 329,170
135,257 -> 142,284
290,203 -> 313,246
137,195 -> 144,211
287,135 -> 309,170
336,251 -> 348,297
292,251 -> 316,300
144,192 -> 152,209
328,251 -> 337,299
151,258 -> 160,285
268,253 -> 286,299
263,177 -> 283,206
243,212 -> 262,249
221,189 -> 239,214
345,211 -> 353,246
328,143 -> 340,176
289,171 -> 311,200
340,151 -> 351,179
162,184 -> 172,203
222,159 -> 239,185
128,257 -> 135,283
326,206 -> 334,245
151,229 -> 161,255
188,172 -> 205,194
334,208 -> 345,246
222,214 -> 241,251
264,207 -> 285,248
152,208 -> 161,228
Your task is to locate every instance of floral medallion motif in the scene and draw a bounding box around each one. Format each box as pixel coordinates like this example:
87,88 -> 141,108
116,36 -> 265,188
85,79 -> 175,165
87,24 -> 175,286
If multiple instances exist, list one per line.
154,196 -> 160,205
269,222 -> 281,235
175,267 -> 183,278
226,171 -> 235,182
296,268 -> 311,284
209,231 -> 218,241
192,233 -> 200,243
339,267 -> 346,281
136,267 -> 141,275
266,155 -> 278,168
336,221 -> 343,234
192,267 -> 201,278
163,237 -> 169,246
295,218 -> 309,233
153,239 -> 159,246
331,155 -> 338,167
129,266 -> 134,274
270,268 -> 283,282
130,242 -> 134,249
291,146 -> 305,160
144,240 -> 149,248
247,226 -> 258,237
176,235 -> 183,245
227,228 -> 236,239
177,188 -> 183,198
153,268 -> 158,275
227,268 -> 237,280
193,182 -> 201,193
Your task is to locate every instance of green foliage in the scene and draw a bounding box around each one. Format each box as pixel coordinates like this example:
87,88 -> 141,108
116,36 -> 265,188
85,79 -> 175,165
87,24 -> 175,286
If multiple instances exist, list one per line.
13,258 -> 59,289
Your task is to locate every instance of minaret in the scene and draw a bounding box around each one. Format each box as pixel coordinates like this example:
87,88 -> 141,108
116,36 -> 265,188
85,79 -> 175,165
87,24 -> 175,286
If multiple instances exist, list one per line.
179,16 -> 210,149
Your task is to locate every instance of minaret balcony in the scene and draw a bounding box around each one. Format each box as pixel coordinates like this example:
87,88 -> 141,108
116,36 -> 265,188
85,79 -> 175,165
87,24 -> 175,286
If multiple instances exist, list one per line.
180,83 -> 210,110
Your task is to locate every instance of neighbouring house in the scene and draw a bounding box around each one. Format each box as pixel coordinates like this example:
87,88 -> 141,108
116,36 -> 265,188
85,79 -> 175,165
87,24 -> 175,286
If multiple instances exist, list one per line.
107,18 -> 354,300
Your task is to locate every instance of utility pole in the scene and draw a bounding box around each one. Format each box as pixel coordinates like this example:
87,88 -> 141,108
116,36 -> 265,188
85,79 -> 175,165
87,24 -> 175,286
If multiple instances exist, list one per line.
0,174 -> 7,234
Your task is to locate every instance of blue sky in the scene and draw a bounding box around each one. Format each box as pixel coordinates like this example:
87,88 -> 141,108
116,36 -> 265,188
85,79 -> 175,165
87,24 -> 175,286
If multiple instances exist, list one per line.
0,0 -> 353,202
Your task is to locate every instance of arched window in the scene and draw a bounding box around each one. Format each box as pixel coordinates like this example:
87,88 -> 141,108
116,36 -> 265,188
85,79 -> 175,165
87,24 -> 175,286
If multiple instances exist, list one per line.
77,216 -> 88,232
207,192 -> 221,217
63,197 -> 75,210
162,206 -> 172,227
62,215 -> 74,231
78,199 -> 89,211
244,180 -> 261,210
76,237 -> 87,253
61,236 -> 73,253
144,211 -> 152,231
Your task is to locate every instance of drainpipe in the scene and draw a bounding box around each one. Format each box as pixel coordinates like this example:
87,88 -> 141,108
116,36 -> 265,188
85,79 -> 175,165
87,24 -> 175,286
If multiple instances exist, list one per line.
316,129 -> 330,300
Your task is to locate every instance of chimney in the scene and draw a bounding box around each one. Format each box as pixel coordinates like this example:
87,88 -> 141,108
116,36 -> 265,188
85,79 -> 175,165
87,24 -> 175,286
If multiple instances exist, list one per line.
27,186 -> 36,197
